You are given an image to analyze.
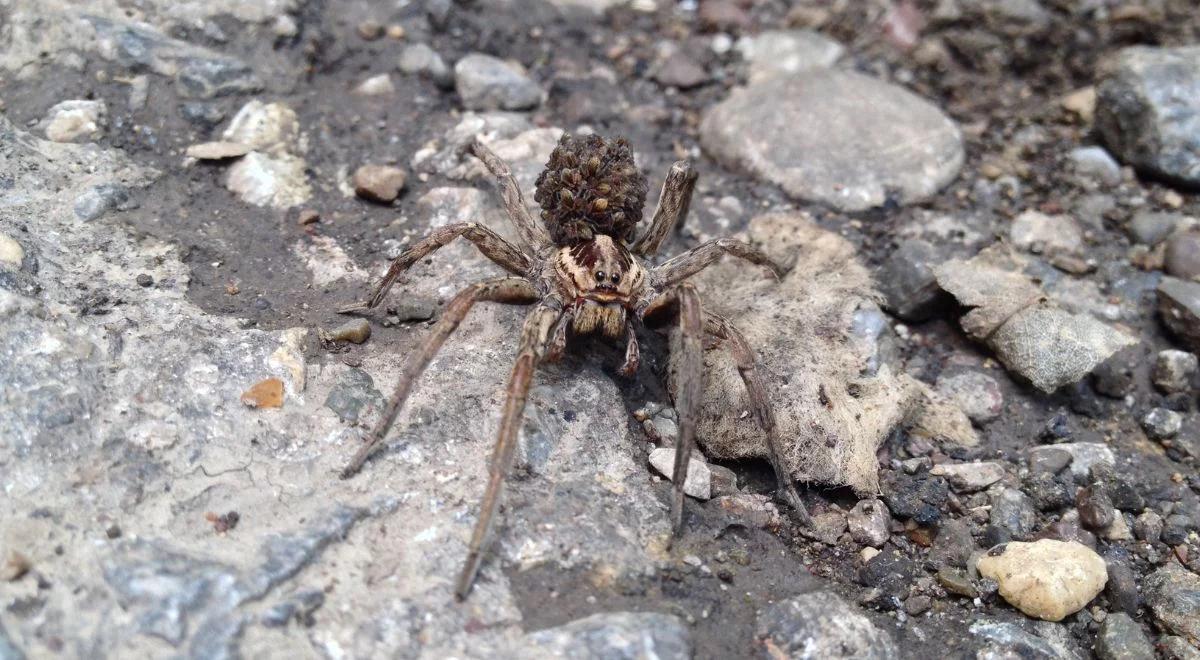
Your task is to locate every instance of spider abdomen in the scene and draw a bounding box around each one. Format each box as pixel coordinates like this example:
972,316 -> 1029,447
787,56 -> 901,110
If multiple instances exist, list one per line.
534,134 -> 648,246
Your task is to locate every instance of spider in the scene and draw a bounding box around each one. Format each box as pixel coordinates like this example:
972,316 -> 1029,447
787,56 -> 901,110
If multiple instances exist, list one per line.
338,134 -> 809,599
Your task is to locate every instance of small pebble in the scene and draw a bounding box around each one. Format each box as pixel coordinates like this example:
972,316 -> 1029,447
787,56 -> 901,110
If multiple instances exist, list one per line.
847,499 -> 891,548
1,551 -> 30,581
976,540 -> 1107,621
649,447 -> 712,500
106,524 -> 122,539
330,318 -> 371,344
357,20 -> 383,40
136,273 -> 153,287
186,141 -> 251,160
241,377 -> 285,408
1076,485 -> 1115,530
353,164 -> 408,203
355,74 -> 395,96
386,24 -> 406,39
0,232 -> 25,267
1153,349 -> 1197,393
1134,510 -> 1164,541
298,209 -> 320,225
1142,407 -> 1182,440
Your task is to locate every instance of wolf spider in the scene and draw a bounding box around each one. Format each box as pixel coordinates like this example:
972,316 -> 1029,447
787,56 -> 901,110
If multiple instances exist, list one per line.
339,134 -> 808,599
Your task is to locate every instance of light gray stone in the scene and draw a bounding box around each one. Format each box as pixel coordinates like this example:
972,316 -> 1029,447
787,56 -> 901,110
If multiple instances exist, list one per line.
454,54 -> 543,111
1010,210 -> 1084,256
648,447 -> 712,500
930,461 -> 1005,492
1154,349 -> 1198,393
847,499 -> 891,547
700,69 -> 963,212
1143,563 -> 1200,642
1142,407 -> 1183,440
522,613 -> 690,659
756,591 -> 897,659
1069,146 -> 1122,186
398,43 -> 452,88
736,29 -> 844,82
1096,46 -> 1200,186
935,369 -> 1003,424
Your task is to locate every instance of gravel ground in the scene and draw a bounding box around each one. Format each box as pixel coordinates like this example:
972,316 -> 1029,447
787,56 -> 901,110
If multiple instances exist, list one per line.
2,0 -> 1199,658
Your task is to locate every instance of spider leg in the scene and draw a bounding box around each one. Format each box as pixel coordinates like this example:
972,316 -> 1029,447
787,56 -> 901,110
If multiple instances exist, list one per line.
704,312 -> 812,526
630,160 -> 697,257
339,223 -> 532,314
618,317 -> 640,377
339,277 -> 539,479
651,238 -> 785,291
465,138 -> 554,255
641,283 -> 704,538
456,301 -> 562,600
545,305 -> 574,363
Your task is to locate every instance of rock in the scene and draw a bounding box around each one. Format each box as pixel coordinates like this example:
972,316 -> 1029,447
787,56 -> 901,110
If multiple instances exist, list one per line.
1143,407 -> 1183,440
713,494 -> 783,529
1076,485 -> 1115,530
1166,230 -> 1200,281
1104,558 -> 1139,614
1134,510 -> 1164,542
353,165 -> 408,203
522,612 -> 691,659
859,549 -> 917,602
1159,277 -> 1200,352
186,141 -> 252,160
969,620 -> 1084,659
1028,446 -> 1073,474
935,370 -> 1003,424
938,567 -> 979,598
1160,636 -> 1200,660
454,54 -> 543,111
1155,350 -> 1198,393
928,518 -> 977,570
181,102 -> 226,127
804,509 -> 848,545
1010,210 -> 1084,256
976,540 -> 1108,621
877,239 -> 946,322
221,101 -> 300,154
136,274 -> 153,288
648,447 -> 712,500
1143,563 -> 1200,641
930,461 -> 1005,492
354,74 -> 395,96
74,183 -> 136,221
1092,347 -> 1139,398
328,319 -> 371,344
323,368 -> 383,424
1161,514 -> 1195,546
1,551 -> 30,581
357,20 -> 383,40
847,499 -> 891,548
1024,472 -> 1073,511
735,29 -> 844,82
1062,87 -> 1097,124
1096,46 -> 1200,186
227,152 -> 311,208
1069,146 -> 1122,186
989,488 -> 1037,542
398,43 -> 452,88
241,378 -> 284,408
40,99 -> 106,142
884,475 -> 949,525
1129,211 -> 1187,246
935,247 -> 1136,393
0,233 -> 24,268
1030,442 -> 1115,480
176,57 -> 261,99
756,591 -> 897,659
700,69 -> 963,212
651,52 -> 708,89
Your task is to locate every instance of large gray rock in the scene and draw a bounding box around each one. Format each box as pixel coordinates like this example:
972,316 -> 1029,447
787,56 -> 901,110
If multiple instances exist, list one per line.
756,591 -> 897,659
454,53 -> 543,111
1096,46 -> 1200,187
0,117 -> 668,658
1095,613 -> 1155,660
700,69 -> 963,211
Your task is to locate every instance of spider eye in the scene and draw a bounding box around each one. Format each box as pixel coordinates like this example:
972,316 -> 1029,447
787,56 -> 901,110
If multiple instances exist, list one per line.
610,273 -> 620,283
595,270 -> 606,281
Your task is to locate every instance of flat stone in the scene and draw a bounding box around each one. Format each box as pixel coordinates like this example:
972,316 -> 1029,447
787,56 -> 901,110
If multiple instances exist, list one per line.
354,74 -> 394,96
227,152 -> 311,208
398,43 -> 452,88
936,369 -> 1003,424
976,540 -> 1108,621
989,488 -> 1037,541
522,612 -> 690,659
176,56 -> 261,99
736,29 -> 844,82
969,620 -> 1084,660
454,54 -> 543,111
756,591 -> 897,659
1010,210 -> 1084,256
353,164 -> 408,203
700,69 -> 963,212
186,141 -> 251,160
930,461 -> 1005,492
221,101 -> 300,154
648,447 -> 712,500
1096,46 -> 1200,186
1159,276 -> 1200,352
40,99 -> 106,142
651,52 -> 708,89
1142,407 -> 1183,440
1128,211 -> 1188,246
1143,563 -> 1200,642
1069,146 -> 1122,186
1029,442 -> 1114,479
73,183 -> 136,221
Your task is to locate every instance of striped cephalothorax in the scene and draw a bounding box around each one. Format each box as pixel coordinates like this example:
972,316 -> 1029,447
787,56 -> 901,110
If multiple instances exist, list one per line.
338,134 -> 808,601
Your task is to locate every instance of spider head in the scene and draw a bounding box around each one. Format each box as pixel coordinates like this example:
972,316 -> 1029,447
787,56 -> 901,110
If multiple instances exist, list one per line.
558,235 -> 644,306
534,134 -> 648,246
